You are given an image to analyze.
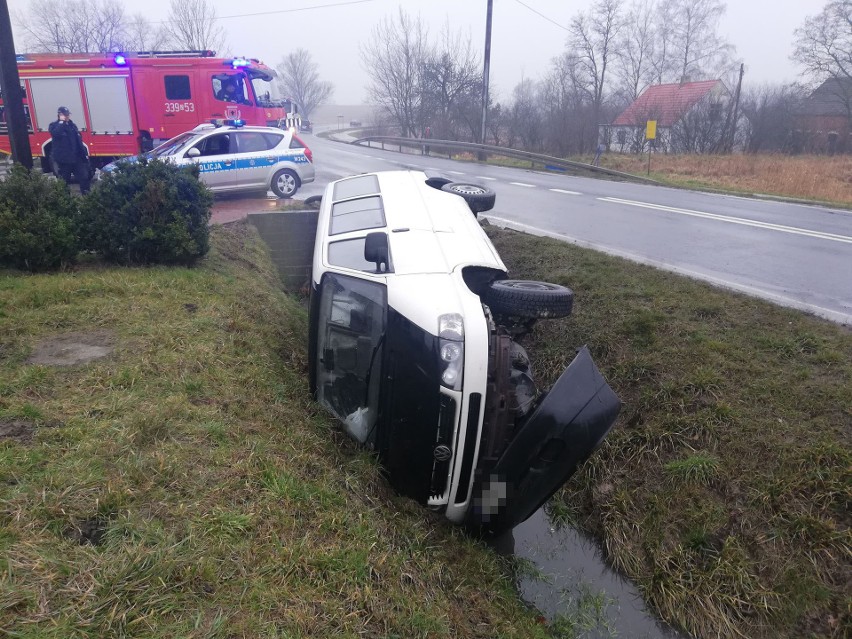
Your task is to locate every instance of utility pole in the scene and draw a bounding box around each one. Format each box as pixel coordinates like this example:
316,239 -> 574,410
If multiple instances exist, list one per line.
0,0 -> 33,169
479,0 -> 493,159
728,63 -> 744,153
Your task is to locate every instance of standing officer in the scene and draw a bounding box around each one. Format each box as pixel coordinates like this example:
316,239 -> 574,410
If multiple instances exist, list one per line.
48,106 -> 90,194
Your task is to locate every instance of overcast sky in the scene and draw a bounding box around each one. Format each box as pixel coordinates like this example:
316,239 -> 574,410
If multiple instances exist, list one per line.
8,0 -> 829,104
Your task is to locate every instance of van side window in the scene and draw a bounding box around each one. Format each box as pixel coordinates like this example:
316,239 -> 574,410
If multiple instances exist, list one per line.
164,75 -> 191,100
330,196 -> 385,235
328,238 -> 378,271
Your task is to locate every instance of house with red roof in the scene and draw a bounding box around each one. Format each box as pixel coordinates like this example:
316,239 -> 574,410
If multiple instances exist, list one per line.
601,80 -> 731,153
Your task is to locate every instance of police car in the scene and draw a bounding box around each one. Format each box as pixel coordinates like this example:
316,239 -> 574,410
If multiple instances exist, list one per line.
308,170 -> 621,533
101,121 -> 315,198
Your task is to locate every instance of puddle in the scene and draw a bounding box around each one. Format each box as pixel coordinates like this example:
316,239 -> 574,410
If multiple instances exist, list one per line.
492,508 -> 687,639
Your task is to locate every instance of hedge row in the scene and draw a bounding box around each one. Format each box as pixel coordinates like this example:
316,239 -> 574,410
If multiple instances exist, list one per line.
0,160 -> 213,271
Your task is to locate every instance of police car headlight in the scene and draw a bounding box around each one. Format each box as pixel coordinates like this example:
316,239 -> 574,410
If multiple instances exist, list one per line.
438,314 -> 464,390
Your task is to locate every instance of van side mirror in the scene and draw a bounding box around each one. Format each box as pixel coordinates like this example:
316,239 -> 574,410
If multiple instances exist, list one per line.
364,232 -> 390,273
186,147 -> 201,158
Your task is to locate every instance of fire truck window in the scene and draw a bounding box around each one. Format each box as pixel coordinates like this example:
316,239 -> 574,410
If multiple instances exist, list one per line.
192,133 -> 232,157
165,75 -> 191,100
213,75 -> 250,104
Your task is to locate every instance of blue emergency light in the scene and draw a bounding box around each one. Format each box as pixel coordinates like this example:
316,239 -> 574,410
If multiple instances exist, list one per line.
230,58 -> 250,68
114,54 -> 127,65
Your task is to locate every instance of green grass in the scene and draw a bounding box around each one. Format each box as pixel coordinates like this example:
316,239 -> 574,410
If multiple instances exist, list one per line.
0,223 -> 549,639
487,226 -> 851,639
2,220 -> 849,639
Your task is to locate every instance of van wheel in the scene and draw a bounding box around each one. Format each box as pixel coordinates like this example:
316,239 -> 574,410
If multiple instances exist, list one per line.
441,182 -> 496,214
272,169 -> 300,198
483,280 -> 573,318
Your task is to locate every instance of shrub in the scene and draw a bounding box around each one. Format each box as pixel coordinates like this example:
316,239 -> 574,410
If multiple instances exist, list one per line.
0,164 -> 80,271
80,159 -> 213,265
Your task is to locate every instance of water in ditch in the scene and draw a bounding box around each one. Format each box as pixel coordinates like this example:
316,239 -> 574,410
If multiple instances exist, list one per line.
491,507 -> 687,639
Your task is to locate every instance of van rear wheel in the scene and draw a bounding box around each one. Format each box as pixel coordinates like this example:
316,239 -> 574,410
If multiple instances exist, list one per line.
483,280 -> 573,318
441,182 -> 496,214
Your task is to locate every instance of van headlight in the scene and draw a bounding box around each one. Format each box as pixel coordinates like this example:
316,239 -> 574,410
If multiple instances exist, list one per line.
438,313 -> 464,390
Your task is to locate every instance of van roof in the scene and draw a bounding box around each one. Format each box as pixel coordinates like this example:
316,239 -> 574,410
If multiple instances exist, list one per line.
329,171 -> 505,275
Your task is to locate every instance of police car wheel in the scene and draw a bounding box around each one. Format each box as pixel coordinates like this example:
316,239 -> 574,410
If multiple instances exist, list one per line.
272,169 -> 300,198
440,182 -> 496,214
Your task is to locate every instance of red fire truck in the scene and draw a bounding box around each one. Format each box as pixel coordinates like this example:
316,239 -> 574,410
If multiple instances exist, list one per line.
0,50 -> 300,171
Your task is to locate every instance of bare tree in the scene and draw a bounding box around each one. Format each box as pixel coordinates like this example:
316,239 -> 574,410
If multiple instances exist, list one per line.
164,0 -> 226,53
360,9 -> 430,137
671,0 -> 733,82
17,0 -> 129,52
616,0 -> 656,102
739,83 -> 804,153
539,52 -> 594,155
649,0 -> 678,83
568,0 -> 624,151
124,14 -> 170,52
422,23 -> 482,139
792,0 -> 852,121
276,49 -> 334,119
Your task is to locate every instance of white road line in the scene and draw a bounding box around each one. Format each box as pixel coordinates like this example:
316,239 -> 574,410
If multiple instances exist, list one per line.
550,188 -> 581,195
425,167 -> 442,171
447,170 -> 465,175
510,182 -> 536,188
485,215 -> 852,324
598,196 -> 852,244
475,176 -> 497,181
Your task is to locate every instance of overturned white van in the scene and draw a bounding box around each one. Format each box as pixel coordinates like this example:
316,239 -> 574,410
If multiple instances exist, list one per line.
308,170 -> 620,533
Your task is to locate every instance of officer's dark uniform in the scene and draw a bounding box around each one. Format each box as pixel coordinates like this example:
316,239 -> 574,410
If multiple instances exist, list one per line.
48,106 -> 91,194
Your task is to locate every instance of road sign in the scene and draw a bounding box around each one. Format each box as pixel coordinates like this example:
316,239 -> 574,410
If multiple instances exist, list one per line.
645,120 -> 657,140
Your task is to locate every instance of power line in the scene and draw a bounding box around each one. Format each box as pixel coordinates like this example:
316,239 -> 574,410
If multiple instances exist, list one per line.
149,0 -> 379,25
512,0 -> 569,32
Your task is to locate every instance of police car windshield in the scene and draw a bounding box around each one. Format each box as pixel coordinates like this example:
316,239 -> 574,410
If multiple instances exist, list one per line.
150,132 -> 197,157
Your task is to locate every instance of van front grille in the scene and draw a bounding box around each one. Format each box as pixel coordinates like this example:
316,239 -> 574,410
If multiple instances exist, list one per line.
454,393 -> 482,504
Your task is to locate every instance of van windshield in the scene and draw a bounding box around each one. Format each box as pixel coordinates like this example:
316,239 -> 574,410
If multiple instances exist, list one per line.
149,132 -> 196,157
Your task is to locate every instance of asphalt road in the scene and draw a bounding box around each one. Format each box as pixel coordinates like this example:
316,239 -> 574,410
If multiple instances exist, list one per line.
298,128 -> 852,324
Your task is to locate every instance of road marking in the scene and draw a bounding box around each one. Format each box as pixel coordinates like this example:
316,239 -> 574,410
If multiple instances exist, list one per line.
475,176 -> 497,181
447,170 -> 465,175
598,196 -> 852,244
425,167 -> 442,171
485,215 -> 852,324
510,182 -> 536,188
550,188 -> 581,195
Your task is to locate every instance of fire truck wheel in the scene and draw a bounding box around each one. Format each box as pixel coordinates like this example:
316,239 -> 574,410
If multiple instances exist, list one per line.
272,169 -> 300,198
440,181 -> 496,214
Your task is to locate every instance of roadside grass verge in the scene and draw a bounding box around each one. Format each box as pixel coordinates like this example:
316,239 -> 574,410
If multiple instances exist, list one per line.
0,223 -> 549,638
487,225 -> 851,639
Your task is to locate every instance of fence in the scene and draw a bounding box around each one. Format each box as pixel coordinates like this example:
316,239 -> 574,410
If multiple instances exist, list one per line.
350,136 -> 661,185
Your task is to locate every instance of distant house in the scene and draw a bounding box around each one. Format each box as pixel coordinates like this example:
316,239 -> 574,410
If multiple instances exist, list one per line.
793,78 -> 852,154
601,80 -> 731,153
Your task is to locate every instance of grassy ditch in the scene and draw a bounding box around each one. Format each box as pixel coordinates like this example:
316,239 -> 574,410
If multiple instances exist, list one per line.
2,220 -> 848,639
0,223 -> 549,639
487,226 -> 850,639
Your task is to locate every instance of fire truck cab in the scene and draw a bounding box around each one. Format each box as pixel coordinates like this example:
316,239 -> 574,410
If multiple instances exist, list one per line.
0,50 -> 299,172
